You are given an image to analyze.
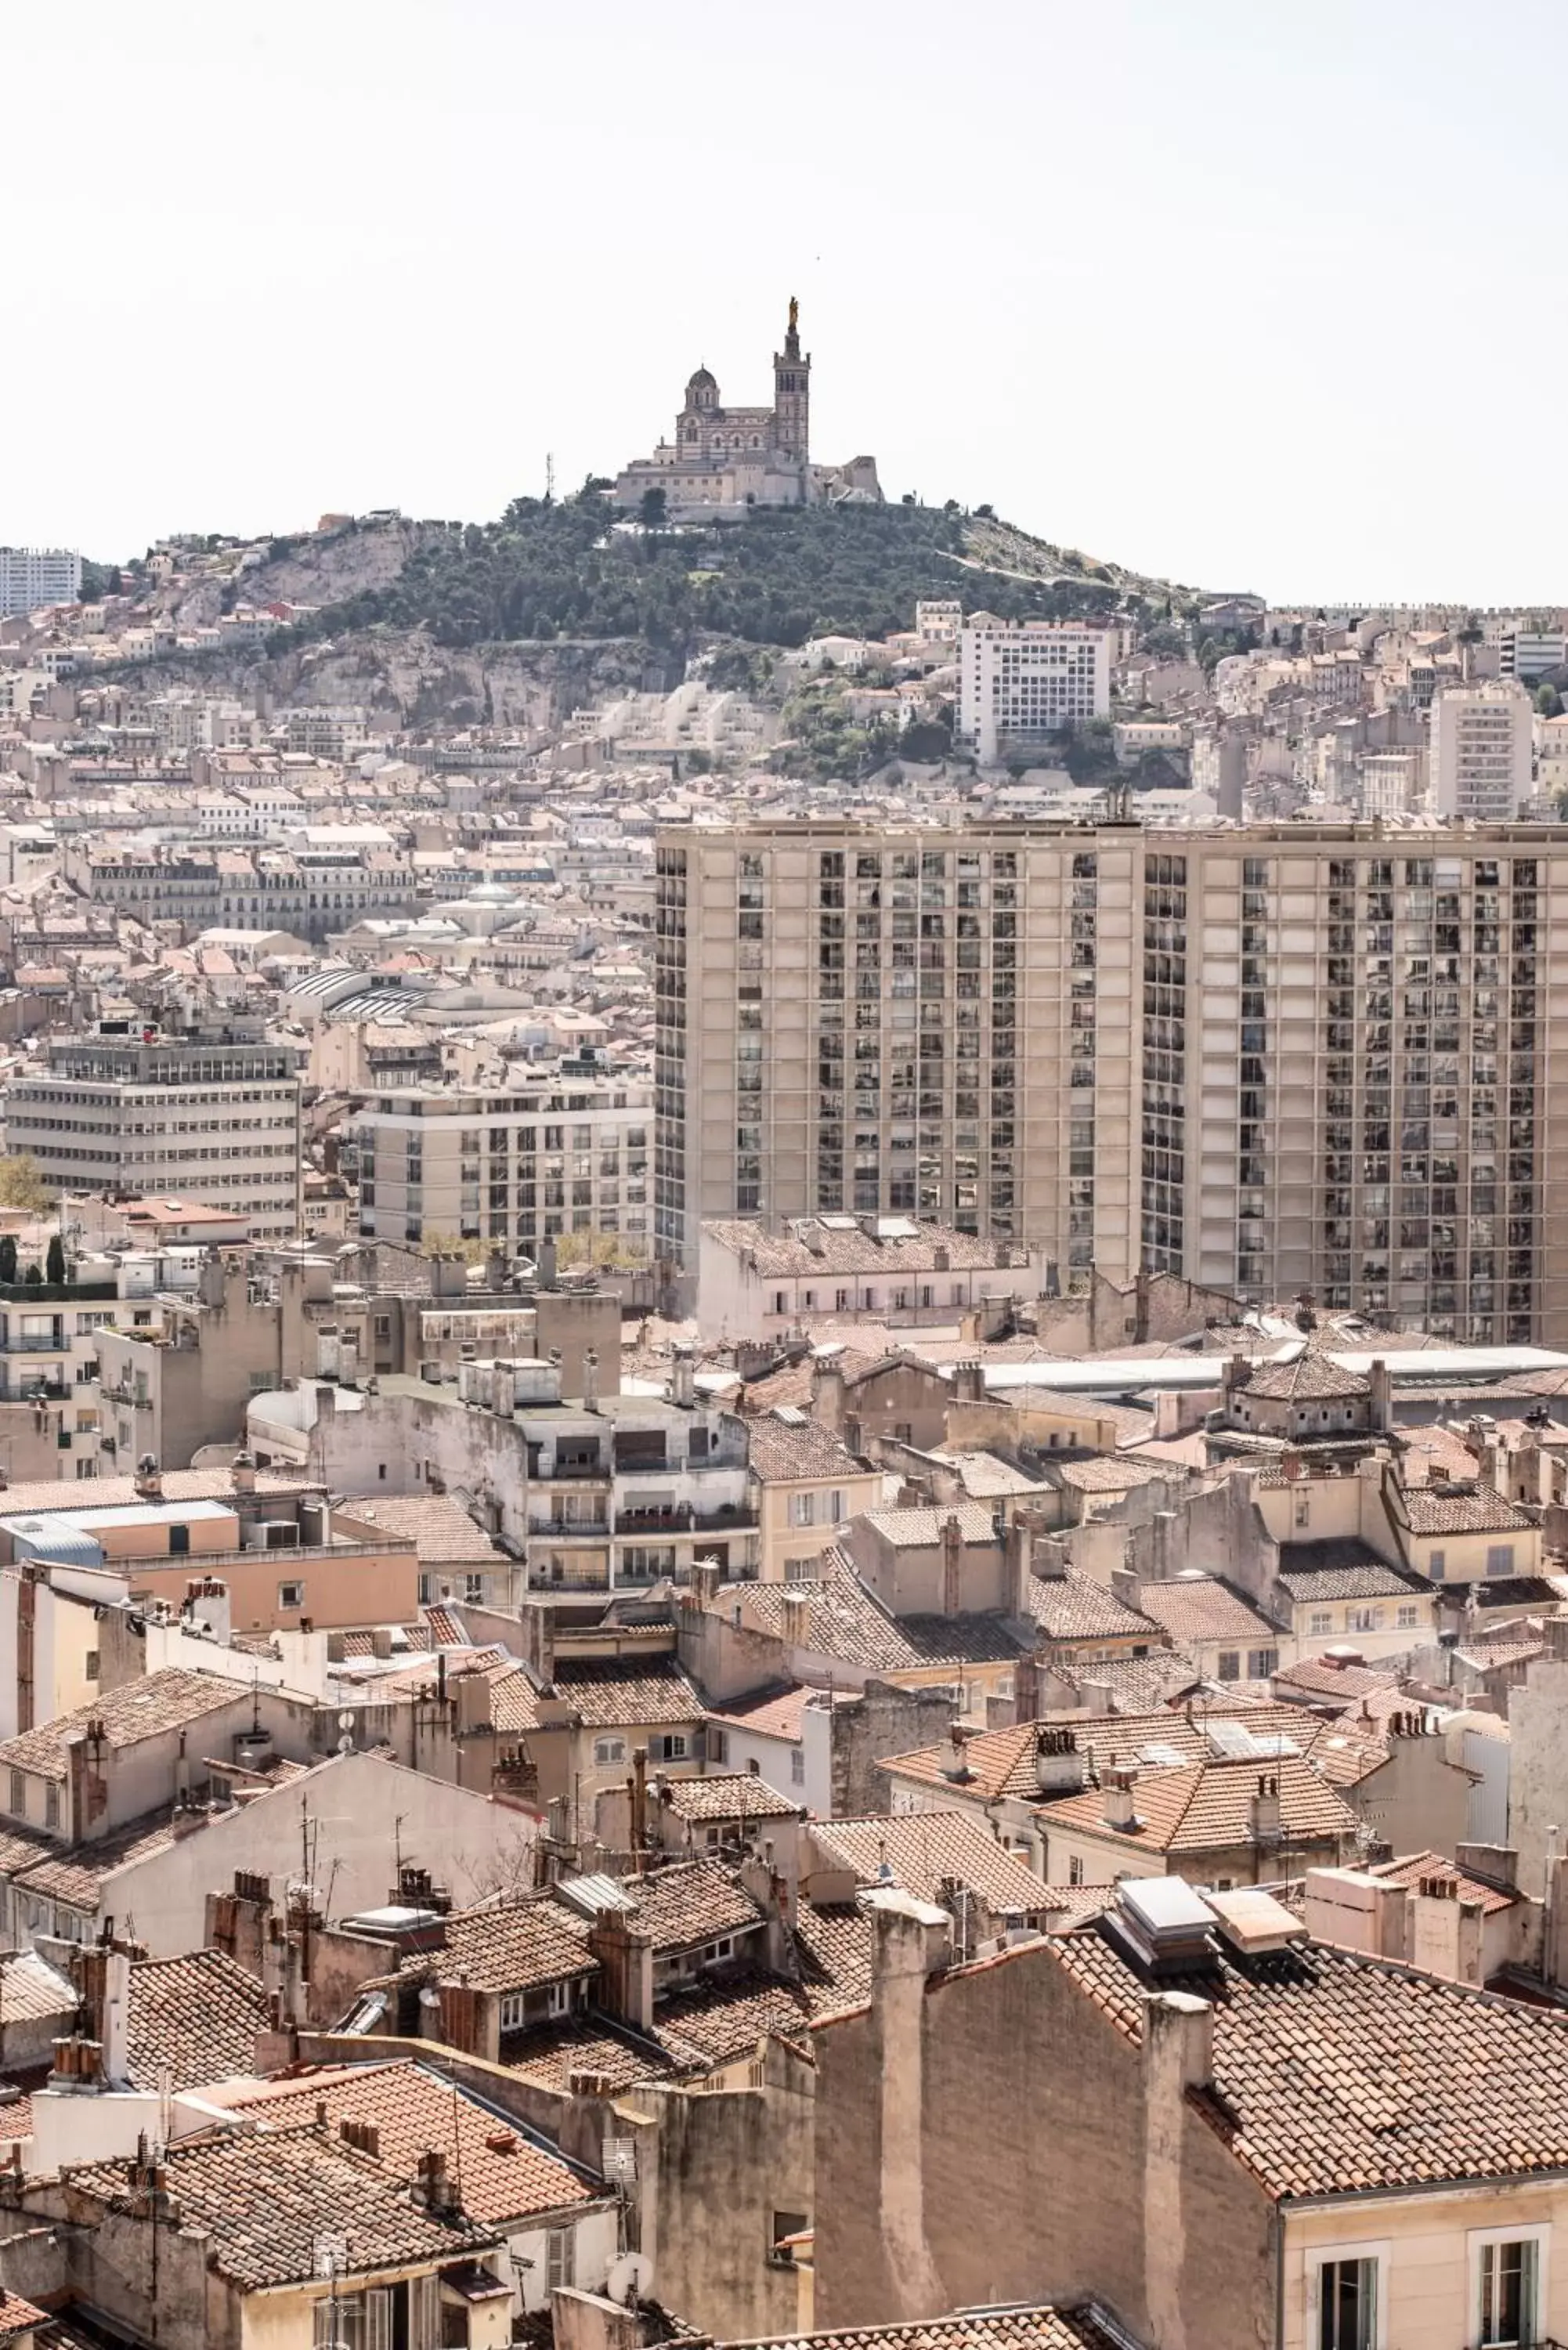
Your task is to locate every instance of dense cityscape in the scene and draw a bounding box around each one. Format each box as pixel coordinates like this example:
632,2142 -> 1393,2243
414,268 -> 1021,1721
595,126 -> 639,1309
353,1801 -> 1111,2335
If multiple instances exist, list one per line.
0,273 -> 1563,2350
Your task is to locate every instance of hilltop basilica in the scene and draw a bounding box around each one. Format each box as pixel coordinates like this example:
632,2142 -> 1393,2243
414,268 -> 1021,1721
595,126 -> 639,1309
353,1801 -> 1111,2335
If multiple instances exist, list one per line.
613,299 -> 881,517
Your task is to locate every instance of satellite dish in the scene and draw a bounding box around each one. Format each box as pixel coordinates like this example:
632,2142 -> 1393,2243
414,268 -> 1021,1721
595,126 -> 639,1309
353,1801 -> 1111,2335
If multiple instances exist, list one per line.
338,1711 -> 355,1730
607,2253 -> 655,2308
337,1732 -> 355,1753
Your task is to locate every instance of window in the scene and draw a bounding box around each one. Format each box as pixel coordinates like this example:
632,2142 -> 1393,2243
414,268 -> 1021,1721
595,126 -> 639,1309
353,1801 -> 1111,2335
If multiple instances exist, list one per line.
1396,1604 -> 1419,1629
8,1773 -> 23,1820
649,1734 -> 688,1762
785,1556 -> 815,1582
1247,1648 -> 1278,1679
277,1580 -> 305,1611
1310,2246 -> 1387,2350
314,2287 -> 392,2350
708,1729 -> 729,1765
547,2229 -> 575,2293
1429,1548 -> 1446,1581
1216,1650 -> 1241,1681
790,1748 -> 804,1786
829,1488 -> 844,1523
1309,1611 -> 1334,1636
1472,2225 -> 1547,2348
1487,1543 -> 1516,1577
770,2211 -> 809,2268
1348,1606 -> 1383,1633
594,1737 -> 627,1767
458,1573 -> 486,1605
168,1523 -> 190,1556
789,1491 -> 816,1528
1294,1491 -> 1311,1528
44,1782 -> 59,1831
1068,1854 -> 1084,1886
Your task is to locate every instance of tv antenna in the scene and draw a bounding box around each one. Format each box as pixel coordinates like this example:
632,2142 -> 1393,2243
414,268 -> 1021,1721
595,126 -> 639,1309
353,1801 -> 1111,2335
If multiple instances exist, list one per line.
546,452 -> 556,502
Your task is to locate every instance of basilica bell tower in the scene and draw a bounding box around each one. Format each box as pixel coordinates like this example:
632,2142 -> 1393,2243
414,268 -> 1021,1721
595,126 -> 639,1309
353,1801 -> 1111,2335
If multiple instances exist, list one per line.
772,295 -> 811,470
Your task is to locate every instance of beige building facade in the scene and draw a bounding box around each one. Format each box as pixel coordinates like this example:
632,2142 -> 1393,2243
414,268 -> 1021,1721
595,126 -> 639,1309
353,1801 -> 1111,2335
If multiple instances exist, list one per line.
656,819 -> 1568,1343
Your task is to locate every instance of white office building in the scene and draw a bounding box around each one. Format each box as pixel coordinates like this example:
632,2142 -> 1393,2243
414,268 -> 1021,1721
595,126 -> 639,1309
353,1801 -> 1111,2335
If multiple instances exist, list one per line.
1430,683 -> 1534,820
957,617 -> 1112,765
0,548 -> 82,617
4,1023 -> 302,1239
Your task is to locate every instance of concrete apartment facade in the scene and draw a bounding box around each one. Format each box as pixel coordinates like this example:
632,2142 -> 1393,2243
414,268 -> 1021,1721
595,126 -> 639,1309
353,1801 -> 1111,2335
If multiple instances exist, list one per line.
4,1024 -> 302,1239
349,1068 -> 651,1257
956,619 -> 1113,765
656,819 -> 1568,1343
0,548 -> 81,616
1429,682 -> 1534,819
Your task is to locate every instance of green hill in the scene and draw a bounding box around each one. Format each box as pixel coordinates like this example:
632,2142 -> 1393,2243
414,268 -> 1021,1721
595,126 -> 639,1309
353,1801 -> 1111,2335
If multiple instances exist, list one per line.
285,488 -> 1203,657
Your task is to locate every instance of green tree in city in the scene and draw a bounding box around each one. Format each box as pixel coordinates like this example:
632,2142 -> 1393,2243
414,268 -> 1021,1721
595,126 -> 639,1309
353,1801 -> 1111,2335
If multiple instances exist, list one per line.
45,1235 -> 66,1286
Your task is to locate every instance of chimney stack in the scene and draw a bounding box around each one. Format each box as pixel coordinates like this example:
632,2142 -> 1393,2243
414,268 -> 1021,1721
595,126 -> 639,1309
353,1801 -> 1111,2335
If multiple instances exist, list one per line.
1250,1773 -> 1282,1848
1103,1764 -> 1139,1831
941,1513 -> 963,1617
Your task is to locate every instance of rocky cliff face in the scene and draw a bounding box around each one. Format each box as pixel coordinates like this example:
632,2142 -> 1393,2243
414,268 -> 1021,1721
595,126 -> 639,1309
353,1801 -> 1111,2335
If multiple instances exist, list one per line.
107,627 -> 659,728
170,517 -> 444,630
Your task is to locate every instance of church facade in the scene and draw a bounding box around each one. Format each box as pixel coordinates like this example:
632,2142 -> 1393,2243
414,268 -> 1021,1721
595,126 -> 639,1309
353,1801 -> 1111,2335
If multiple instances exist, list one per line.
613,300 -> 881,517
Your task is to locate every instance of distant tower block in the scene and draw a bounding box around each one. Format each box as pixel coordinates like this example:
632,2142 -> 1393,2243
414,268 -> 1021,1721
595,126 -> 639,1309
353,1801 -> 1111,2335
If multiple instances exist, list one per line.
772,294 -> 811,465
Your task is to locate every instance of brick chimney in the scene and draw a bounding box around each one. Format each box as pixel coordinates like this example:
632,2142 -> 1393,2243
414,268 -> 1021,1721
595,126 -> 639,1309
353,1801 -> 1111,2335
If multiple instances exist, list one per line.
1035,1726 -> 1086,1795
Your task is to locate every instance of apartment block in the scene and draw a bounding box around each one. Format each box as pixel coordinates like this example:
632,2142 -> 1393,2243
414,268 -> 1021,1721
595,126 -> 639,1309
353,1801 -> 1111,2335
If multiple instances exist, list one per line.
1430,682 -> 1534,820
655,820 -> 1568,1344
0,547 -> 81,617
956,618 -> 1112,765
4,1022 -> 302,1239
350,1067 -> 651,1256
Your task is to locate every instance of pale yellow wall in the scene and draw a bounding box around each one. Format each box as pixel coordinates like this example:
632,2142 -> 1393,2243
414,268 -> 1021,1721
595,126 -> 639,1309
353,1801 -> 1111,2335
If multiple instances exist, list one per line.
1284,2185 -> 1568,2350
757,1470 -> 882,1581
1405,1522 -> 1541,1582
1255,1477 -> 1364,1545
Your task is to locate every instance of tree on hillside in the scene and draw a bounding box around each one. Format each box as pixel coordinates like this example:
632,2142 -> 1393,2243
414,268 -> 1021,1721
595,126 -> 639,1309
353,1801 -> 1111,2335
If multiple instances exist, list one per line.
1538,682 -> 1563,718
639,486 -> 668,532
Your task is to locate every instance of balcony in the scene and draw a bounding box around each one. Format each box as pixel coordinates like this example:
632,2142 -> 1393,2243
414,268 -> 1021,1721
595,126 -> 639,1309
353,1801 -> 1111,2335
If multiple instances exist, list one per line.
527,1516 -> 610,1541
615,1502 -> 758,1537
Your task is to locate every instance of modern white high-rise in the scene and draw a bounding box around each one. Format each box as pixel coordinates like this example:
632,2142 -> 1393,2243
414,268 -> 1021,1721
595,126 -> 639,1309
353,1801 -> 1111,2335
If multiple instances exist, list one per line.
0,548 -> 82,617
957,617 -> 1112,765
1430,682 -> 1534,820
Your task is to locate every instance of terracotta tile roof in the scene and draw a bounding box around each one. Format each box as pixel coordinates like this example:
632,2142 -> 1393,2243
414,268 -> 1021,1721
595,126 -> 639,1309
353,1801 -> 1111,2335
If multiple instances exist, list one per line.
1272,1656 -> 1396,1705
746,1415 -> 871,1484
126,1950 -> 271,2091
706,1683 -> 815,1744
422,1903 -> 598,1996
1023,1569 -> 1163,1645
1039,1751 -> 1358,1857
623,1857 -> 764,1954
654,1773 -> 804,1824
1367,1850 -> 1523,1916
1053,1455 -> 1183,1495
500,2013 -> 674,2092
654,1970 -> 815,2066
0,2293 -> 46,2342
728,2304 -> 1125,2350
0,1950 -> 74,2026
879,1720 -> 1039,1802
0,1669 -> 247,1782
0,1468 -> 311,1516
717,1553 -> 1027,1673
1051,1924 -> 1568,2198
551,1655 -> 704,1729
226,2060 -> 598,2226
792,1901 -> 875,2016
1275,1544 -> 1430,1603
808,1813 -> 1054,1916
335,1494 -> 505,1564
66,2124 -> 499,2287
1397,1482 -> 1535,1535
1133,1576 -> 1280,1647
860,1502 -> 999,1549
1234,1354 -> 1370,1401
930,1451 -> 1047,1500
7,1811 -> 182,1909
1051,1650 -> 1205,1712
706,1217 -> 1021,1278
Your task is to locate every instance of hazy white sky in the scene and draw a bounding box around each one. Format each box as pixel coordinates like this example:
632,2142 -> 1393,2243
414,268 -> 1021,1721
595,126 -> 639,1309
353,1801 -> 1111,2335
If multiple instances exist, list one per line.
10,0 -> 1560,601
